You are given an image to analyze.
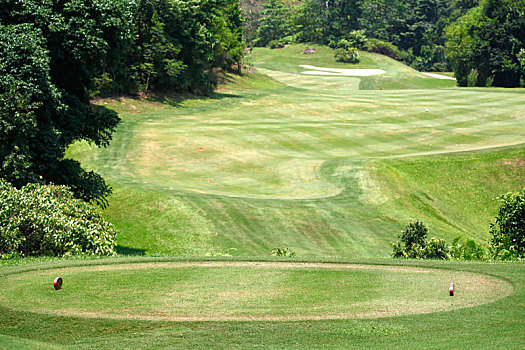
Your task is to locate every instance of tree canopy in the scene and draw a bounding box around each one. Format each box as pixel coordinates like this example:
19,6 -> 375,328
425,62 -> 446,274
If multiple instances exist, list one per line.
0,0 -> 135,206
0,0 -> 246,206
446,0 -> 525,87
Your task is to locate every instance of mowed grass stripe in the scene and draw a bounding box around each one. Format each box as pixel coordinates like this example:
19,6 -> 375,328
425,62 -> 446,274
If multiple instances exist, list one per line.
67,46 -> 524,258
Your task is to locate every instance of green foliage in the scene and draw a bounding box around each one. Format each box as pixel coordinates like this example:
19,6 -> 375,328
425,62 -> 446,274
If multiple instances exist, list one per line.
392,220 -> 428,258
345,30 -> 368,49
467,68 -> 479,87
129,0 -> 245,94
254,0 -> 293,47
450,237 -> 486,260
392,221 -> 449,259
331,31 -> 368,51
334,47 -> 360,63
0,179 -> 117,258
424,238 -> 449,259
269,40 -> 285,49
446,0 -> 525,87
489,189 -> 525,260
364,38 -> 401,59
246,0 -> 482,71
269,247 -> 296,257
0,1 -> 135,206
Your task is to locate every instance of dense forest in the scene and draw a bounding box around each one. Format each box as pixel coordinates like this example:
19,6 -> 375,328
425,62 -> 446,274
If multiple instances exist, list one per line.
241,0 -> 525,87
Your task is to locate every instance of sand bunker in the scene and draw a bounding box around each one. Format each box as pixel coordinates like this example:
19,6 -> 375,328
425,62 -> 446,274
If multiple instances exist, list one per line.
299,65 -> 386,76
422,72 -> 456,80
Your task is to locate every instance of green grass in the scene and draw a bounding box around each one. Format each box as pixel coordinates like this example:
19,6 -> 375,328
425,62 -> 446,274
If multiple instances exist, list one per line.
0,257 -> 523,349
3,44 -> 524,349
67,45 -> 525,258
1,261 -> 507,321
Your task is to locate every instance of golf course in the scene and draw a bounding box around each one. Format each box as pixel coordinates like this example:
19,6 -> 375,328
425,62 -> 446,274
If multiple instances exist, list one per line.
1,45 -> 524,348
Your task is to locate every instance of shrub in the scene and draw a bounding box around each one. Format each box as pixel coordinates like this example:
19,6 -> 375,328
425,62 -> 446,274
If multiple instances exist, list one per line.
334,47 -> 360,63
450,237 -> 486,260
345,30 -> 368,49
0,179 -> 117,258
392,221 -> 449,259
467,69 -> 479,87
489,189 -> 525,260
364,39 -> 400,60
392,220 -> 429,258
423,238 -> 449,259
269,40 -> 285,49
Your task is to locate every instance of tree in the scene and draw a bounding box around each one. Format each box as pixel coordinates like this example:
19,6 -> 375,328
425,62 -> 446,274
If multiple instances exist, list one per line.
254,0 -> 293,46
446,0 -> 525,87
489,189 -> 525,260
131,0 -> 245,94
358,0 -> 413,42
0,0 -> 135,206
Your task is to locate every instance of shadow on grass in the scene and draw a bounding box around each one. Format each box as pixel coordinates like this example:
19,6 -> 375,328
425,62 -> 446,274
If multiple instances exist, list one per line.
116,245 -> 147,256
152,91 -> 243,108
95,91 -> 243,109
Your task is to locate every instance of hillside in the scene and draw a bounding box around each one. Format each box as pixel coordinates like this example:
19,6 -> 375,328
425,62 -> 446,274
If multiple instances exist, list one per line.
68,45 -> 525,258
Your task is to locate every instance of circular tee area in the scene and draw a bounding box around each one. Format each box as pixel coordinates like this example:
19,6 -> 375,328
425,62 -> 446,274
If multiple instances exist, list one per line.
0,261 -> 512,321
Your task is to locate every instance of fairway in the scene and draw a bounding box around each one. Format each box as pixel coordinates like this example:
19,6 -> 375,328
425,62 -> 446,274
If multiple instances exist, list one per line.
0,261 -> 510,322
68,45 -> 525,258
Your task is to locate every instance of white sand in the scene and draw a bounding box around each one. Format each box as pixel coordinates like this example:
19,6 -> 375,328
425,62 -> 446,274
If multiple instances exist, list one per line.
421,72 -> 456,80
299,65 -> 386,76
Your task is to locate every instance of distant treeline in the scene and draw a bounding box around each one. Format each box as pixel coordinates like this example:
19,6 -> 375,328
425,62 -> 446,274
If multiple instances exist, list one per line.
241,0 -> 525,87
1,0 -> 245,97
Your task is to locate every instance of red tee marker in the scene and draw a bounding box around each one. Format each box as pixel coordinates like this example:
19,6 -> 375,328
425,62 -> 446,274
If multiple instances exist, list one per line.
54,277 -> 63,290
449,282 -> 454,296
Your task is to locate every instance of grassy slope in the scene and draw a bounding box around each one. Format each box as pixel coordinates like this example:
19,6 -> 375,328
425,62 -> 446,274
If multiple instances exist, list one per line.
67,45 -> 525,258
0,257 -> 523,349
371,146 -> 525,242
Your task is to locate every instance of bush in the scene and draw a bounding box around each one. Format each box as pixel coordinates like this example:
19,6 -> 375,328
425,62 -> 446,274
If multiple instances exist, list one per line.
392,221 -> 449,259
0,179 -> 117,258
392,220 -> 429,258
334,47 -> 360,63
269,40 -> 285,49
489,189 -> 525,260
450,237 -> 486,260
467,69 -> 479,87
423,238 -> 449,259
364,39 -> 401,60
345,30 -> 368,49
